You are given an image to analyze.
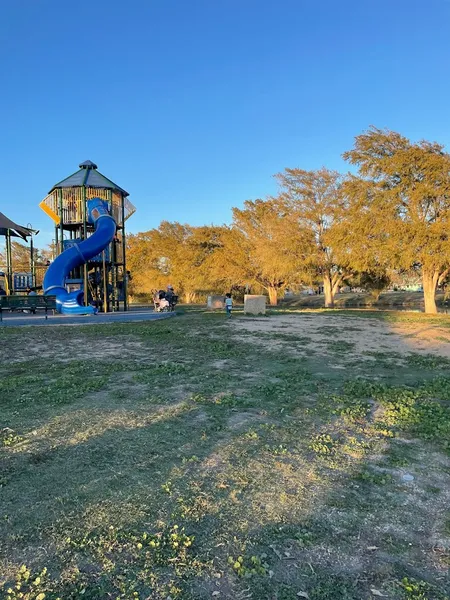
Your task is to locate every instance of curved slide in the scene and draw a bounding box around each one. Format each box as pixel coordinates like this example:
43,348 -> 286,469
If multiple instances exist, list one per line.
44,198 -> 116,314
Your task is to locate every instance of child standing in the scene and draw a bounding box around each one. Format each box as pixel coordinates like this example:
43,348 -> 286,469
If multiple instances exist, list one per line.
224,293 -> 233,319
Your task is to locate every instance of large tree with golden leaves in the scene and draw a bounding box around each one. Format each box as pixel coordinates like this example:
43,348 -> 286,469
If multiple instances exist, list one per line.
127,222 -> 230,302
276,167 -> 349,308
343,127 -> 450,314
226,198 -> 308,305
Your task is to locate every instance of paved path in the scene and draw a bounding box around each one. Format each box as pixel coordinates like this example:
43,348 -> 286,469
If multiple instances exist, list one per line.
0,309 -> 175,327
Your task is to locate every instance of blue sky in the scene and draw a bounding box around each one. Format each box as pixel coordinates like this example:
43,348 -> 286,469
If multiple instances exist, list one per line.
1,0 -> 450,249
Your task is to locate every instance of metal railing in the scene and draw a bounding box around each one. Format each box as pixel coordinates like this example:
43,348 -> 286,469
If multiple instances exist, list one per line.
39,189 -> 136,226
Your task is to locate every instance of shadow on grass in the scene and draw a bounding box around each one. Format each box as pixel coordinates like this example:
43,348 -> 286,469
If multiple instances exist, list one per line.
2,389 -> 449,598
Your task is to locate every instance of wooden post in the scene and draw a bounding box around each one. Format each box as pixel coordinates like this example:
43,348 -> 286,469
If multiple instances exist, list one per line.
111,242 -> 117,312
58,189 -> 64,254
102,250 -> 108,313
54,226 -> 59,257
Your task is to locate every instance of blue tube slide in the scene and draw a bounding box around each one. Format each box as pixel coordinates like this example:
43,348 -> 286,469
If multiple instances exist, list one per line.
43,198 -> 116,314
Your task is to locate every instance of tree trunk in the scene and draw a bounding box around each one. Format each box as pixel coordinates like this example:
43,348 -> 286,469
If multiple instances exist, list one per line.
371,290 -> 381,303
268,286 -> 278,306
422,270 -> 439,314
184,291 -> 196,304
323,272 -> 343,309
323,274 -> 334,308
332,275 -> 342,301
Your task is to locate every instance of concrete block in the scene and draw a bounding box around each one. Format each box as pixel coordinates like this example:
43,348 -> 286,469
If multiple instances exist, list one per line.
244,294 -> 266,315
207,295 -> 225,310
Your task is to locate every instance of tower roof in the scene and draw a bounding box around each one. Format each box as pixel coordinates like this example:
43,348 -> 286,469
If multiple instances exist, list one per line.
49,160 -> 129,196
79,160 -> 98,169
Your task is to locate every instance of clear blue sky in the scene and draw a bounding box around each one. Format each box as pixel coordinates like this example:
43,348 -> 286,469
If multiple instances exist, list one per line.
1,0 -> 450,248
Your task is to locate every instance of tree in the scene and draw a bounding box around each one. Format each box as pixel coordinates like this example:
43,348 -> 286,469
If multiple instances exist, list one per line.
330,176 -> 396,292
127,223 -> 190,298
226,198 -> 306,305
350,271 -> 391,302
176,224 -> 230,301
127,222 -> 229,302
0,240 -> 45,271
10,241 -> 33,270
39,243 -> 56,264
343,127 -> 450,314
276,167 -> 348,308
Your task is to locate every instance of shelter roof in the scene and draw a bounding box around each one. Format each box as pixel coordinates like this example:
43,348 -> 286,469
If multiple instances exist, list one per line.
0,212 -> 32,240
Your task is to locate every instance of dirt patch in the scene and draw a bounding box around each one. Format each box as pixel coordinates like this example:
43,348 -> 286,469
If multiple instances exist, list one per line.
231,314 -> 450,359
7,335 -> 147,365
210,359 -> 232,369
227,411 -> 265,429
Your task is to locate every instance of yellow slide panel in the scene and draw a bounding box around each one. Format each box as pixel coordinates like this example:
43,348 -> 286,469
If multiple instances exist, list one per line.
39,200 -> 60,225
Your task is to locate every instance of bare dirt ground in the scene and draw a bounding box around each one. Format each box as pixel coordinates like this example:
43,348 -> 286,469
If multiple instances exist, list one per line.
233,312 -> 450,358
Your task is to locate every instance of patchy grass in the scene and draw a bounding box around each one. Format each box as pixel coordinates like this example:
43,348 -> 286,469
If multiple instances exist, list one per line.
0,310 -> 449,599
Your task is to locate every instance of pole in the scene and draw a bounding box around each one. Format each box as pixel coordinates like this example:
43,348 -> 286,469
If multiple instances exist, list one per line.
82,186 -> 88,307
102,250 -> 108,313
30,233 -> 35,288
6,230 -> 12,294
111,237 -> 118,312
121,194 -> 127,311
111,241 -> 116,312
106,189 -> 113,311
58,189 -> 64,254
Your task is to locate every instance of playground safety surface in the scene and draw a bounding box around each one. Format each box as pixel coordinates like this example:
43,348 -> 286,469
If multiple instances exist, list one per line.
0,307 -> 174,327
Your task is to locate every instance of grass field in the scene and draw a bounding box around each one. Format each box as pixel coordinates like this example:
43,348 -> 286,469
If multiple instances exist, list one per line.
1,310 -> 449,600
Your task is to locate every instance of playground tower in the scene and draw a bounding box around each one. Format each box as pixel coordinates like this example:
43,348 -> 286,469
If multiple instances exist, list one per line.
39,161 -> 136,312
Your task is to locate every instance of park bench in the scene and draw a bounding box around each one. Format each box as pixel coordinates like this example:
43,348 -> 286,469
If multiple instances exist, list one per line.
0,295 -> 57,321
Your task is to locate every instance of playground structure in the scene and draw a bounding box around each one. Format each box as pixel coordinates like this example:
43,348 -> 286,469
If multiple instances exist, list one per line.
0,212 -> 37,294
40,161 -> 136,314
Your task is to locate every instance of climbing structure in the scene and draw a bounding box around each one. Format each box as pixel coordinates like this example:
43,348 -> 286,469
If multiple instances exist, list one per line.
39,161 -> 136,312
